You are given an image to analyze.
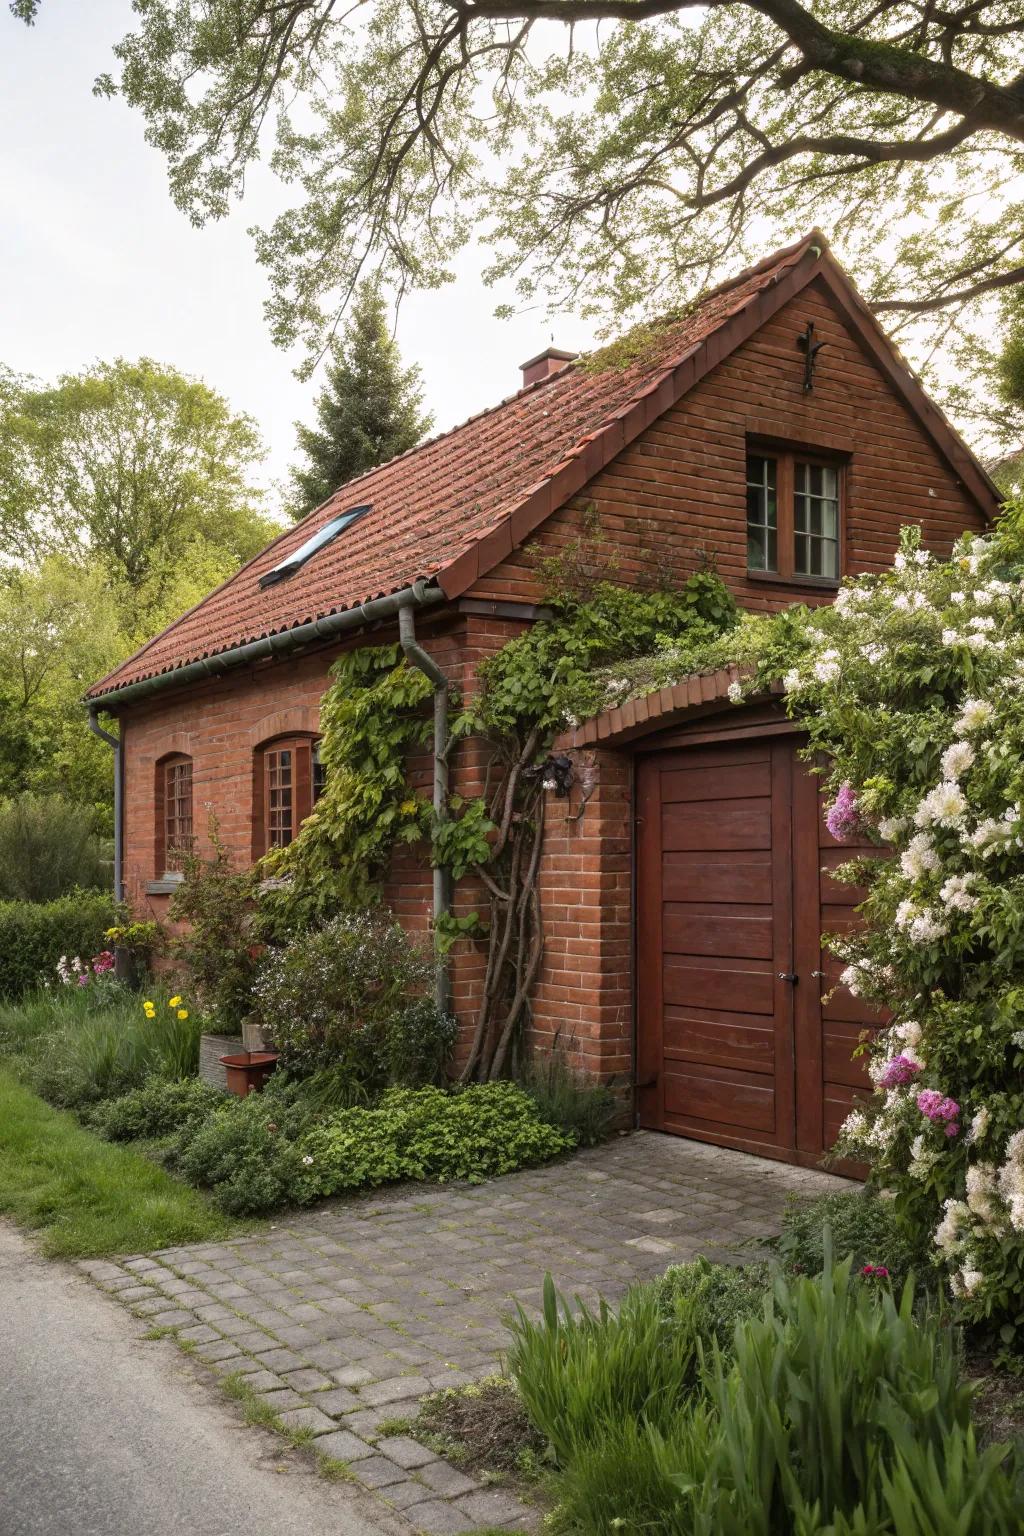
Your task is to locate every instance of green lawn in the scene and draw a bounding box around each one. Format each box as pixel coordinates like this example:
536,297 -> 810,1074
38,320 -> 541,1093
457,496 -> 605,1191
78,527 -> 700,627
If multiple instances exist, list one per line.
0,1066 -> 236,1258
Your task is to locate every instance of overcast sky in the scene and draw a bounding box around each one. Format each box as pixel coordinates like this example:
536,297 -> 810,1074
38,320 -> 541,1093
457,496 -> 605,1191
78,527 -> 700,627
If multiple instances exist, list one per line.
1,0 -> 600,502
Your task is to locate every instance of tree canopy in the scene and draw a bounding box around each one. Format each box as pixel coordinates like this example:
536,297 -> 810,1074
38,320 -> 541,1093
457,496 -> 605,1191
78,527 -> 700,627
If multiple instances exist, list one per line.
0,356 -> 280,810
289,280 -> 432,518
0,358 -> 274,630
19,1 -> 1024,434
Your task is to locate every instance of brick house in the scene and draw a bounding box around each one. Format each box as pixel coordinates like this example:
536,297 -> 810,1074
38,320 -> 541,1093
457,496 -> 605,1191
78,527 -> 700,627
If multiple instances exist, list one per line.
87,232 -> 999,1169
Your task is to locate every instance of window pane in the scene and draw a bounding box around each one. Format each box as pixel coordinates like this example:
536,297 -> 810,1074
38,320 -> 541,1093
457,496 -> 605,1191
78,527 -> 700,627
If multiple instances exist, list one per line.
312,744 -> 327,805
746,454 -> 777,571
164,758 -> 193,869
794,460 -> 841,579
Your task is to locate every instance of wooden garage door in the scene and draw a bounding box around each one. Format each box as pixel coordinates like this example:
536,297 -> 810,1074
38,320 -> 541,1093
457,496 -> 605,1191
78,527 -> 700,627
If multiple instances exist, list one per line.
636,734 -> 875,1167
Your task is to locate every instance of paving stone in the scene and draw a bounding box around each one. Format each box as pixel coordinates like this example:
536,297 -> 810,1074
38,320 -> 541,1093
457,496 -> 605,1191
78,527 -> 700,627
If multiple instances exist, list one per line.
151,1310 -> 195,1328
359,1375 -> 432,1406
383,1479 -> 437,1510
178,1324 -> 221,1344
118,1285 -> 161,1302
277,1405 -> 338,1437
409,1498 -> 477,1532
244,1370 -> 289,1392
253,1347 -> 307,1372
314,1429 -> 375,1462
375,1436 -> 438,1470
194,1340 -> 243,1364
350,1455 -> 410,1490
417,1461 -> 479,1497
456,1488 -> 533,1525
315,1387 -> 360,1417
282,1366 -> 336,1393
257,1388 -> 306,1414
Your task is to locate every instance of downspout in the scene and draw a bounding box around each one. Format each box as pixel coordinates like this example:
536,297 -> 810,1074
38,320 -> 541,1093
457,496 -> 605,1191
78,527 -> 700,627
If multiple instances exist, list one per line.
398,592 -> 452,1014
88,709 -> 123,902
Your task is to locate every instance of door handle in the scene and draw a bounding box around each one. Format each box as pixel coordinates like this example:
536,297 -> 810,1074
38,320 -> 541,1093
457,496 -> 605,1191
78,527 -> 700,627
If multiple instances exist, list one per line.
778,972 -> 798,983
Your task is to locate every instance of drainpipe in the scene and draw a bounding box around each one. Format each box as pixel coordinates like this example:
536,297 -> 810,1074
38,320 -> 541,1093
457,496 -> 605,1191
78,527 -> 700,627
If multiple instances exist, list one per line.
398,593 -> 452,1014
88,709 -> 123,902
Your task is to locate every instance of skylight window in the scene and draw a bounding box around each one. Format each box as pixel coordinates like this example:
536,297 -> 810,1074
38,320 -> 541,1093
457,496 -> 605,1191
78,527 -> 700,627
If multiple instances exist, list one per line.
258,504 -> 371,589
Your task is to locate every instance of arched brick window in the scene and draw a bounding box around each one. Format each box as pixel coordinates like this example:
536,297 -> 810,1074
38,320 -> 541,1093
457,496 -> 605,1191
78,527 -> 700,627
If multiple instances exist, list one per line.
156,754 -> 194,874
253,736 -> 326,856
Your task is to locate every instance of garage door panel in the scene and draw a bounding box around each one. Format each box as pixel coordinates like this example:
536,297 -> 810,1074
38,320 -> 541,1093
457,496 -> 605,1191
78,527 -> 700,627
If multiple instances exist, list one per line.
659,761 -> 772,804
661,799 -> 772,851
662,907 -> 773,960
664,1007 -> 774,1074
664,955 -> 775,1014
664,1062 -> 776,1134
824,1021 -> 873,1089
662,854 -> 772,905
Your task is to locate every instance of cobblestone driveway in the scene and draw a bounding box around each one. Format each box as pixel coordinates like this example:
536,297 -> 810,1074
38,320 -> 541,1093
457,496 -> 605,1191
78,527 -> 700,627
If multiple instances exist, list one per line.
81,1132 -> 847,1534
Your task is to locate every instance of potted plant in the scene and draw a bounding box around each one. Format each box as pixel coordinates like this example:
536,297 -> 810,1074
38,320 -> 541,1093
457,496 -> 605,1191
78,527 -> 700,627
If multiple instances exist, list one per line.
105,920 -> 161,988
219,1048 -> 279,1096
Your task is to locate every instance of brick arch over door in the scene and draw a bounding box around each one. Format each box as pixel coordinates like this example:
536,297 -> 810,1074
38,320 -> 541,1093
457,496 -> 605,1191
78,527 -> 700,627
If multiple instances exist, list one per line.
632,699 -> 882,1171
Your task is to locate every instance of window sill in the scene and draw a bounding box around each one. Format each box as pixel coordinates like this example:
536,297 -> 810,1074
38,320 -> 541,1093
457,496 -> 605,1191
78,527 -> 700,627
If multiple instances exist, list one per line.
145,874 -> 184,896
746,570 -> 841,592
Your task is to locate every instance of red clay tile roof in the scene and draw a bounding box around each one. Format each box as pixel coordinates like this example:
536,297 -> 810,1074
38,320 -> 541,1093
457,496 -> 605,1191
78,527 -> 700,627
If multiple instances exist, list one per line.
88,231 -> 998,701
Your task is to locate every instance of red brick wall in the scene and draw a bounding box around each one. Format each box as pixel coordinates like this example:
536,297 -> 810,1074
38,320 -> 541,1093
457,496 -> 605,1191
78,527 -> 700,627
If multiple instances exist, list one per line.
467,277 -> 988,611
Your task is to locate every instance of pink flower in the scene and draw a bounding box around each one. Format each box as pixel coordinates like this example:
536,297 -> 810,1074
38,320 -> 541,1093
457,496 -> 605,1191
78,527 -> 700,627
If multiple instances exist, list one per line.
862,1264 -> 890,1279
76,973 -> 89,987
826,783 -> 860,842
916,1089 -> 960,1127
91,949 -> 115,974
878,1055 -> 922,1089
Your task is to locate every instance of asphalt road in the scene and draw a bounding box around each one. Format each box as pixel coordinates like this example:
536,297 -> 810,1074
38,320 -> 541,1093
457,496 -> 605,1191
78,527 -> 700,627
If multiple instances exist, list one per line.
0,1222 -> 406,1536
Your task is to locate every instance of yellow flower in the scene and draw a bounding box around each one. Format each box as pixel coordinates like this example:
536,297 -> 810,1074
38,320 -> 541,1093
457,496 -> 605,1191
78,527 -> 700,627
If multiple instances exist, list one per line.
400,799 -> 418,815
176,1009 -> 189,1021
168,995 -> 182,1008
142,1000 -> 154,1012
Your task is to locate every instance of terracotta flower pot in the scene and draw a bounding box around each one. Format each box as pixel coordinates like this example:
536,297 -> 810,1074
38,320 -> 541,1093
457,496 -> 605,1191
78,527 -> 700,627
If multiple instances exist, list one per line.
219,1051 -> 280,1097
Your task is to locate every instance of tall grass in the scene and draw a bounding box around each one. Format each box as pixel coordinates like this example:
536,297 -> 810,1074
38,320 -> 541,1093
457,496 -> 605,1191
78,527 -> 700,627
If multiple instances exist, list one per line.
0,985 -> 201,1108
514,1251 -> 1024,1535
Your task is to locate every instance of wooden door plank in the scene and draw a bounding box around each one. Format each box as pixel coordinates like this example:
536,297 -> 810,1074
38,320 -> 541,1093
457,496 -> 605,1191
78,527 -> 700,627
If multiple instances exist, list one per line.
635,758 -> 664,1130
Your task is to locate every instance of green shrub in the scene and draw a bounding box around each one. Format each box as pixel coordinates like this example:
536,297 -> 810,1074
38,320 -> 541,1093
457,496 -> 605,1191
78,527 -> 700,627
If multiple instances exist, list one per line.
0,795 -> 110,902
252,910 -> 447,1082
520,1046 -> 619,1147
507,1272 -> 703,1466
530,1252 -> 1024,1535
0,890 -> 120,999
168,822 -> 262,1032
653,1256 -> 766,1351
178,1082 -> 573,1215
771,1190 -> 932,1290
175,1082 -> 310,1216
88,1075 -> 223,1142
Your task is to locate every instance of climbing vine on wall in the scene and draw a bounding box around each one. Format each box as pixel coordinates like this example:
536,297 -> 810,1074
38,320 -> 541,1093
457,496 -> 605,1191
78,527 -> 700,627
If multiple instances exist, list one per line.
258,564 -> 740,1079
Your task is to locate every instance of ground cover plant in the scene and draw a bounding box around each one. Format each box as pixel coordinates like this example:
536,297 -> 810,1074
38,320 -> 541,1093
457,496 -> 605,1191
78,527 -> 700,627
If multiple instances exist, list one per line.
0,1065 -> 232,1257
173,1080 -> 574,1215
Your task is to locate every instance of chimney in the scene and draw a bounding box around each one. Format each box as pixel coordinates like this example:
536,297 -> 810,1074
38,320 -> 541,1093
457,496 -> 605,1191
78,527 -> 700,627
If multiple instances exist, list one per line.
520,347 -> 578,389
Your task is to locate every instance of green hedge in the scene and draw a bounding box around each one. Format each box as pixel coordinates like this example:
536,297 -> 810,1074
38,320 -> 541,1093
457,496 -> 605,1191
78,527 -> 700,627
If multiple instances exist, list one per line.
0,892 -> 121,999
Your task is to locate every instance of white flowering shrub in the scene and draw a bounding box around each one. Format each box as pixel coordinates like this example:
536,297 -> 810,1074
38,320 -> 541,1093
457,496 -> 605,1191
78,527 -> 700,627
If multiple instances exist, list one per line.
760,516 -> 1024,1335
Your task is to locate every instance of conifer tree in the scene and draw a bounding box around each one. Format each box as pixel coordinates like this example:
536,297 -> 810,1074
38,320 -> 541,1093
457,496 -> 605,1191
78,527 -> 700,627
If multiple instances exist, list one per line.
289,283 -> 432,517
